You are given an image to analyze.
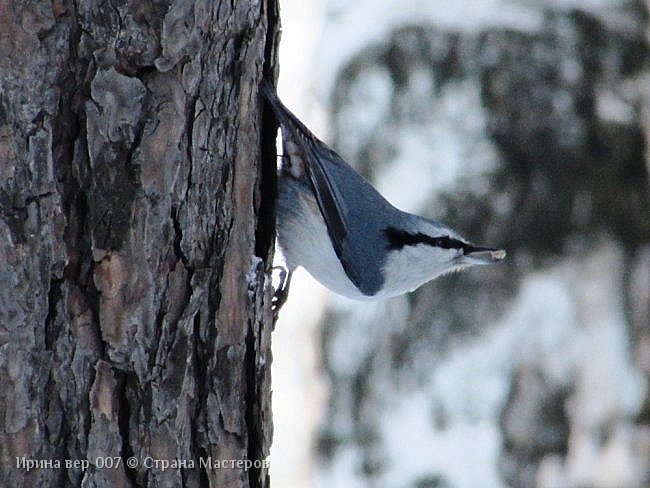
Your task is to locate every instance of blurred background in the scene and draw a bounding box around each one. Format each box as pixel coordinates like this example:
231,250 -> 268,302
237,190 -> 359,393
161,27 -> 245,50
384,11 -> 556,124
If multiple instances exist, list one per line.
268,1 -> 650,487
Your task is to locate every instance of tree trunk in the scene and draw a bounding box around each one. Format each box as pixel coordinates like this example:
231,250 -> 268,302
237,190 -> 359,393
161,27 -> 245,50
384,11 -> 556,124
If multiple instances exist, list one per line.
0,1 -> 279,487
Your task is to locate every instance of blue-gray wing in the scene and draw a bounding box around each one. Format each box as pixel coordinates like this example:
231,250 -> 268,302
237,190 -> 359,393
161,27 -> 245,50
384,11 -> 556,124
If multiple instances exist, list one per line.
305,141 -> 396,295
262,81 -> 392,296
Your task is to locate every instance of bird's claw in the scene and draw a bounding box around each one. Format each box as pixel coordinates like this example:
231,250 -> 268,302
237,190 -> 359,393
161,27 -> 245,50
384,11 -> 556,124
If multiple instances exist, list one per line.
271,266 -> 292,320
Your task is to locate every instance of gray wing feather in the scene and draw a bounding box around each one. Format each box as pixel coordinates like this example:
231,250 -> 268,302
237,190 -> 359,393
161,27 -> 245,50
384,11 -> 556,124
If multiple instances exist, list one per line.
262,81 -> 393,295
306,144 -> 391,295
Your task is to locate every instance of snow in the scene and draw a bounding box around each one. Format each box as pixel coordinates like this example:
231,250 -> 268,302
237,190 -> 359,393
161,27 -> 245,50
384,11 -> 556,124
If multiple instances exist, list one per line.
382,78 -> 499,212
315,242 -> 645,487
270,1 -> 646,487
596,87 -> 636,124
332,66 -> 393,161
313,0 -> 543,92
380,393 -> 503,487
315,446 -> 366,488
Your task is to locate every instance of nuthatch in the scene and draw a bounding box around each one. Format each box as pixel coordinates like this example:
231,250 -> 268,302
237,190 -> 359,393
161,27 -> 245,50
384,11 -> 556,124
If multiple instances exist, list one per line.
262,81 -> 505,309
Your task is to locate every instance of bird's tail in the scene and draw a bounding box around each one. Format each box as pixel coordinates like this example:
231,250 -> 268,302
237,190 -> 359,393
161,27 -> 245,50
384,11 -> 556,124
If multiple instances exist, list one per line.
260,79 -> 319,144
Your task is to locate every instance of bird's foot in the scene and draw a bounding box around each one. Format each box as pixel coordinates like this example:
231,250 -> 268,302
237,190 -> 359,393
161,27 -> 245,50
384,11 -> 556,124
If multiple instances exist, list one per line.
272,266 -> 292,320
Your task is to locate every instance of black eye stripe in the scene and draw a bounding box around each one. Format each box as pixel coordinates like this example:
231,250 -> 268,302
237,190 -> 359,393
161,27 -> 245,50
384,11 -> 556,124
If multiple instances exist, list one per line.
384,227 -> 472,252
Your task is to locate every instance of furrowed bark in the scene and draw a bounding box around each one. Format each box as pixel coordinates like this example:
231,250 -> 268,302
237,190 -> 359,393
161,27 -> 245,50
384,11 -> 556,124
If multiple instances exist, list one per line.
0,1 -> 280,486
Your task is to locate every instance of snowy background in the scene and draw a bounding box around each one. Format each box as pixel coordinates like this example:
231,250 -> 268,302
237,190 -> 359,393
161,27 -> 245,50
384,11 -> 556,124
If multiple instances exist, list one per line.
269,1 -> 650,487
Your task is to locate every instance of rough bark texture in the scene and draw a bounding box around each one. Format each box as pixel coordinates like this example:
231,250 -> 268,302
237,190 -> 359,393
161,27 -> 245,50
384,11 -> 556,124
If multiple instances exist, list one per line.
0,0 -> 279,487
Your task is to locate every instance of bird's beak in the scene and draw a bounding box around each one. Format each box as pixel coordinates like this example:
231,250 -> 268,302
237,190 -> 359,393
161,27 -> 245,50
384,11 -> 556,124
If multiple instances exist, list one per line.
461,247 -> 506,265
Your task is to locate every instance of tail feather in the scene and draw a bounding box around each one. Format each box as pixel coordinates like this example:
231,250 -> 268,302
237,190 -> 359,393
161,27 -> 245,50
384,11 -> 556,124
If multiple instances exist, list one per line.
261,80 -> 319,145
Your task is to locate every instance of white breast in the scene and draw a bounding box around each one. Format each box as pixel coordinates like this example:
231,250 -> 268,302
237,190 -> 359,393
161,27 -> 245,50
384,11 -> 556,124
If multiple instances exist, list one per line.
276,178 -> 370,300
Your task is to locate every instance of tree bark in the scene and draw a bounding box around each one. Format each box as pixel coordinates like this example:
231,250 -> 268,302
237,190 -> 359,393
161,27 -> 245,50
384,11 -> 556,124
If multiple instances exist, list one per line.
0,0 -> 279,487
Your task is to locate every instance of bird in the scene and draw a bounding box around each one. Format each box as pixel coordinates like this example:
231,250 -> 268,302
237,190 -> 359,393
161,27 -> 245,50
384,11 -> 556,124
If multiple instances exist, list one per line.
261,80 -> 505,310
